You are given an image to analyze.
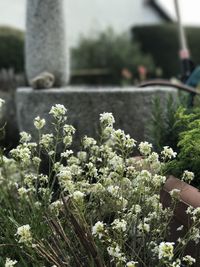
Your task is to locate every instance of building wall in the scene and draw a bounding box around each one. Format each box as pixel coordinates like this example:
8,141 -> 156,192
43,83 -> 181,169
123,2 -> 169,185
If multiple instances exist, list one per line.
0,0 -> 163,47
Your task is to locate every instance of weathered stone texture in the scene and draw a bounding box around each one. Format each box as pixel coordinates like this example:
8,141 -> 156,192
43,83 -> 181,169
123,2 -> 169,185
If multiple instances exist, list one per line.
16,87 -> 178,149
26,0 -> 69,86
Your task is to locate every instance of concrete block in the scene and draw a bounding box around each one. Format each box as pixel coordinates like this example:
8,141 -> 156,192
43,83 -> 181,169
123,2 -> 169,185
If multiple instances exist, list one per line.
16,87 -> 178,148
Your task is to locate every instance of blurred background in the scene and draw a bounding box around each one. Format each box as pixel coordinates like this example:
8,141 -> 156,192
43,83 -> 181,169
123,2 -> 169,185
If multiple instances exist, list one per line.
0,0 -> 200,85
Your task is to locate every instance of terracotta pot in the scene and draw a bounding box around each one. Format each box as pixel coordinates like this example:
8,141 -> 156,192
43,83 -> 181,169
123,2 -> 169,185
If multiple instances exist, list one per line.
161,176 -> 200,265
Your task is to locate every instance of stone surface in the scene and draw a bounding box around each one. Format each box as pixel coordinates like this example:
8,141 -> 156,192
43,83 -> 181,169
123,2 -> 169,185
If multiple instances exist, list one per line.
16,86 -> 178,149
25,0 -> 69,86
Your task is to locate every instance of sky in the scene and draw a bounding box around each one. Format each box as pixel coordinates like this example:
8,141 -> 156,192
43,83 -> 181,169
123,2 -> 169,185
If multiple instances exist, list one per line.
0,0 -> 199,30
159,0 -> 200,25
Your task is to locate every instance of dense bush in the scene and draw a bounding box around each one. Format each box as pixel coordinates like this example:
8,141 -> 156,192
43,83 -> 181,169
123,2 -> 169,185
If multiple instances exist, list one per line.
147,93 -> 188,153
0,26 -> 24,73
164,107 -> 200,187
132,24 -> 200,78
71,29 -> 155,85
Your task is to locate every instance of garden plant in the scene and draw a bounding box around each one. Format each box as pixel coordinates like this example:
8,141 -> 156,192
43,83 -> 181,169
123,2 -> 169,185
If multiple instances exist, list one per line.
0,101 -> 199,266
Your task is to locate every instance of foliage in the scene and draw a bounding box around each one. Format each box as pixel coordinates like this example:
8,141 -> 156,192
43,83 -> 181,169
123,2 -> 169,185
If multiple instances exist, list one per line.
71,28 -> 155,85
147,93 -> 188,153
0,26 -> 24,73
133,24 -> 200,78
0,102 -> 199,266
165,107 -> 200,186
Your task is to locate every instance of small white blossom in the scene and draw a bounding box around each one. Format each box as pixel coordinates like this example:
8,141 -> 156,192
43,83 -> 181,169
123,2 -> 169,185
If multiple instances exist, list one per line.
49,104 -> 67,121
183,255 -> 196,265
100,112 -> 115,127
82,136 -> 97,148
77,151 -> 87,162
111,219 -> 127,232
170,189 -> 181,199
92,221 -> 105,239
107,244 -> 126,262
72,191 -> 85,202
40,134 -> 54,149
138,222 -> 150,233
16,224 -> 32,244
139,141 -> 152,156
63,124 -> 75,135
34,116 -> 46,129
158,242 -> 174,260
182,170 -> 194,183
126,261 -> 138,267
50,200 -> 63,216
161,146 -> 177,160
5,258 -> 17,267
61,150 -> 73,158
107,185 -> 119,197
20,131 -> 31,143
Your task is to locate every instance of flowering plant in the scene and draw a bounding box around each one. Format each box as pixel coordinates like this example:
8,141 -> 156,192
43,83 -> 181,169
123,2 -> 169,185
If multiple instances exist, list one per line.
0,104 -> 199,266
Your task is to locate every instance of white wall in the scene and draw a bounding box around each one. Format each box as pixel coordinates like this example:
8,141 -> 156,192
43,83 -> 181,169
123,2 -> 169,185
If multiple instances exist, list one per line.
0,0 -> 163,47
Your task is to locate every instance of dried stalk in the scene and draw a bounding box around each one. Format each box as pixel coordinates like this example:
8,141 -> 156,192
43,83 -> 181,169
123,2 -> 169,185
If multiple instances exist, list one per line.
61,194 -> 105,267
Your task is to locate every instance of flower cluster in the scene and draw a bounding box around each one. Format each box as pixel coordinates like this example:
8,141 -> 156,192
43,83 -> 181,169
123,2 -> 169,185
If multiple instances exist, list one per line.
16,224 -> 32,245
5,258 -> 17,267
1,104 -> 198,266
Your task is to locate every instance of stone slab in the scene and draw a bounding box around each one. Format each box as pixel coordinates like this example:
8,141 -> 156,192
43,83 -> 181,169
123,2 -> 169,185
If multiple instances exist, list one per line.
16,86 -> 178,149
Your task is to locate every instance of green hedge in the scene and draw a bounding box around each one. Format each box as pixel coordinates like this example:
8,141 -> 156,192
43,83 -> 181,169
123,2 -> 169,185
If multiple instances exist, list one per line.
0,26 -> 24,73
71,29 -> 155,85
132,24 -> 200,78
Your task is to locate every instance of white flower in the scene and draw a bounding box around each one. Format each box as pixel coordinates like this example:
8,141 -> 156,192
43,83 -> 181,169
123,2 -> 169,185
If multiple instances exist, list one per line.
158,242 -> 174,260
86,162 -> 98,177
50,200 -> 63,216
18,187 -> 29,198
61,150 -> 73,158
139,141 -> 152,156
16,224 -> 32,244
72,191 -> 85,202
107,185 -> 119,197
20,131 -> 31,143
34,116 -> 46,129
5,258 -> 17,267
182,170 -> 194,183
161,146 -> 177,160
92,221 -> 105,239
183,255 -> 196,265
100,112 -> 115,127
107,244 -> 126,262
170,189 -> 181,199
112,219 -> 127,232
77,151 -> 87,162
138,222 -> 150,233
40,134 -> 54,149
126,261 -> 138,267
171,259 -> 181,267
63,124 -> 76,135
49,104 -> 67,121
82,136 -> 97,148
10,145 -> 31,166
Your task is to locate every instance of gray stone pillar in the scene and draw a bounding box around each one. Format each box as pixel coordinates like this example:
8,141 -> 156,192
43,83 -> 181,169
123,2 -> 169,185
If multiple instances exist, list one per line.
25,0 -> 69,87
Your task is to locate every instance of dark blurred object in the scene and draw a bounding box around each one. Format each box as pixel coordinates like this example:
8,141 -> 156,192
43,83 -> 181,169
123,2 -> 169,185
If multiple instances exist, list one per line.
174,0 -> 194,82
0,26 -> 24,73
0,68 -> 26,149
0,68 -> 25,91
132,24 -> 200,79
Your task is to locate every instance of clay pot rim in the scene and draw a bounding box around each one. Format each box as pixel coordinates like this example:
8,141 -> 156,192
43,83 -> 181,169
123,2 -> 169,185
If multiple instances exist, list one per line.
164,175 -> 200,208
